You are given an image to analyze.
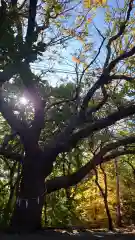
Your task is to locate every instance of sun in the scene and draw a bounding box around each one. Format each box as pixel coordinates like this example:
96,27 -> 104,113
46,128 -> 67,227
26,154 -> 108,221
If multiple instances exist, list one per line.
19,97 -> 28,105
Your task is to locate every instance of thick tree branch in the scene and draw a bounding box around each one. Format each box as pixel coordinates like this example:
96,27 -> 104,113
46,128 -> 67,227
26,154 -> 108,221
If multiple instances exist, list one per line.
46,147 -> 135,194
103,149 -> 135,163
25,0 -> 37,46
63,104 -> 135,152
18,62 -> 44,142
46,158 -> 95,194
47,104 -> 135,158
107,45 -> 135,73
100,136 -> 135,156
44,3 -> 135,156
48,81 -> 108,152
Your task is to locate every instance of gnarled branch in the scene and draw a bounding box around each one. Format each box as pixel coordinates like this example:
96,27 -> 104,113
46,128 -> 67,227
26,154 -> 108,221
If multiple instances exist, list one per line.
58,104 -> 135,153
46,145 -> 135,194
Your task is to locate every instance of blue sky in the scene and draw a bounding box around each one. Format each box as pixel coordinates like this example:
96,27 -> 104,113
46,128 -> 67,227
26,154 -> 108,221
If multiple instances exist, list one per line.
31,0 -> 127,86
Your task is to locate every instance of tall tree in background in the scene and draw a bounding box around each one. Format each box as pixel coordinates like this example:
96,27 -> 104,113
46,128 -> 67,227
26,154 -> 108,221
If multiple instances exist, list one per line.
0,0 -> 135,232
94,165 -> 113,230
114,158 -> 121,227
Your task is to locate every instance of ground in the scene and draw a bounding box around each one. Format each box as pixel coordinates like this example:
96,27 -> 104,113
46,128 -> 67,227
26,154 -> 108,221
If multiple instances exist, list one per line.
1,229 -> 135,240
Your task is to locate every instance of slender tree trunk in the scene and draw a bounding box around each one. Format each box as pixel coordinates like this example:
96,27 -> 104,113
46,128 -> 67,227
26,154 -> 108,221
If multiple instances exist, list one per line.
44,194 -> 48,226
95,166 -> 113,231
114,158 -> 122,227
104,198 -> 113,231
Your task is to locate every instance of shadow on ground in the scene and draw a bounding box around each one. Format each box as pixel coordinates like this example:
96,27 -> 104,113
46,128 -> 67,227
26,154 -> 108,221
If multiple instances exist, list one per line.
0,229 -> 135,240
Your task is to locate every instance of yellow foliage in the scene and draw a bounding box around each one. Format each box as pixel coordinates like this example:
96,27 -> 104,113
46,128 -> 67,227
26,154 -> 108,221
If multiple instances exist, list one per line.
74,162 -> 118,228
84,0 -> 107,8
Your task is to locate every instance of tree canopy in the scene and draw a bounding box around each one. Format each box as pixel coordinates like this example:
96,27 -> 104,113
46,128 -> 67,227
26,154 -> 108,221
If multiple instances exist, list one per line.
0,0 -> 135,232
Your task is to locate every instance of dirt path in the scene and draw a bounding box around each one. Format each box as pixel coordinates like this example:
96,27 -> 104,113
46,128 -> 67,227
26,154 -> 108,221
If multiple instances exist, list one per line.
0,230 -> 135,240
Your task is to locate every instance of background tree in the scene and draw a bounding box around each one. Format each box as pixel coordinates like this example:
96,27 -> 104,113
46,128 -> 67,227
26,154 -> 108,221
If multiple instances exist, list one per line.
94,164 -> 113,231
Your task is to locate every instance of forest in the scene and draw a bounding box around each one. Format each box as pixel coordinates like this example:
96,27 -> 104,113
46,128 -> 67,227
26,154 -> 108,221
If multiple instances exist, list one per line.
1,0 -> 135,235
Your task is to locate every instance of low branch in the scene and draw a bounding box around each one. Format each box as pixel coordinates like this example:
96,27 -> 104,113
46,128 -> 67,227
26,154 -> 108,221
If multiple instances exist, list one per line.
46,148 -> 135,194
46,157 -> 95,194
46,135 -> 135,193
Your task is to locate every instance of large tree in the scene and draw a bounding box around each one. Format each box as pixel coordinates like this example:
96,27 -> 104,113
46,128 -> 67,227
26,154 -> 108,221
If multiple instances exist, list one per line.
1,0 -> 135,232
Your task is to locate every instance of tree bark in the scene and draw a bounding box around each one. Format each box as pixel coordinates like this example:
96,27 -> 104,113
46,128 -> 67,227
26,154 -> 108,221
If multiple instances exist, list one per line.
114,158 -> 122,227
95,166 -> 113,231
10,149 -> 47,232
104,198 -> 113,231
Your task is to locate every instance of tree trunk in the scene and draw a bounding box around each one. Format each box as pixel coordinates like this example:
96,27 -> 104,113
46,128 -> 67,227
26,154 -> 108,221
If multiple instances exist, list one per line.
95,166 -> 113,231
10,151 -> 47,232
104,198 -> 113,231
44,193 -> 48,226
114,158 -> 122,227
